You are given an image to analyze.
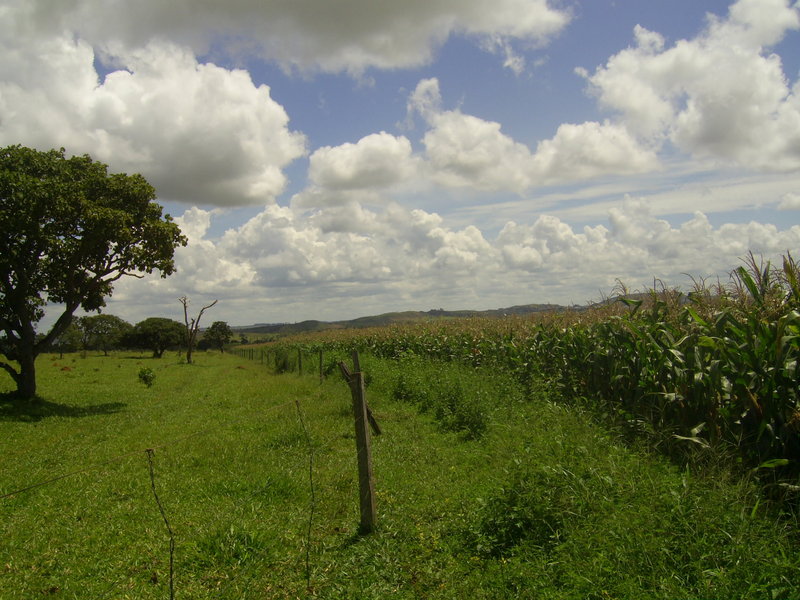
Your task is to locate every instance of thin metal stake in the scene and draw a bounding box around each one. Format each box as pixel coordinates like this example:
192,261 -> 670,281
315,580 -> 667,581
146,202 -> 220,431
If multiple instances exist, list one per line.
146,449 -> 175,600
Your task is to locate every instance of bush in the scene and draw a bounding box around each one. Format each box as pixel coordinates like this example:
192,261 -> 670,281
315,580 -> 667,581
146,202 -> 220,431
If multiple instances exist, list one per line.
385,356 -> 519,439
466,467 -> 566,557
137,367 -> 156,388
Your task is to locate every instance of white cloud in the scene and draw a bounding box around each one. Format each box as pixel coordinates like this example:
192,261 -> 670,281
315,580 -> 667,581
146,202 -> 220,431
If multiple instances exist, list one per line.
105,199 -> 800,325
406,77 -> 443,121
582,0 -> 800,171
108,207 -> 256,320
18,0 -> 570,75
531,120 -> 659,183
0,10 -> 307,206
422,110 -> 536,193
495,198 -> 800,291
410,79 -> 659,193
308,132 -> 419,190
778,192 -> 800,209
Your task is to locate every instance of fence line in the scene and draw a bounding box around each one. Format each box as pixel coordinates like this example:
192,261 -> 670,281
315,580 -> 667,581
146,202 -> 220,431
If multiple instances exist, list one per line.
232,346 -> 327,379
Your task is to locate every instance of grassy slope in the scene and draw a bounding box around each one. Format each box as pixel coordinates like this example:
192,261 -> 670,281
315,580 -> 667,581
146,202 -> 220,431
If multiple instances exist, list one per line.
1,352 -> 798,599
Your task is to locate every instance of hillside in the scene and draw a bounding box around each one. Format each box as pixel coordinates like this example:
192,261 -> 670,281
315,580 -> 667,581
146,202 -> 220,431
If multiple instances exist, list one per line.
237,302 -> 568,336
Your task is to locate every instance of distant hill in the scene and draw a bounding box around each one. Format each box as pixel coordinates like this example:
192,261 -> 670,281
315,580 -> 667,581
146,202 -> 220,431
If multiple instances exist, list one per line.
236,303 -> 569,337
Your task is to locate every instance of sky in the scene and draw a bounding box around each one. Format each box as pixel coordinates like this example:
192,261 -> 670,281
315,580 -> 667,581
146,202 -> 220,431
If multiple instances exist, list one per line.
2,0 -> 800,327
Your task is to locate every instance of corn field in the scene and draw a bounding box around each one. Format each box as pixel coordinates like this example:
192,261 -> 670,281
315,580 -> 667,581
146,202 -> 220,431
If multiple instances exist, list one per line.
275,253 -> 800,483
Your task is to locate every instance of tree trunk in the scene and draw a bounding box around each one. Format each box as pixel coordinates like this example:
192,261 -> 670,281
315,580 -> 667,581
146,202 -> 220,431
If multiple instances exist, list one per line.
16,347 -> 37,399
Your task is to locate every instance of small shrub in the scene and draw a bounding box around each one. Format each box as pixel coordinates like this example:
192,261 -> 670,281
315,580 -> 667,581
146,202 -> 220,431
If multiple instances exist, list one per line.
466,467 -> 567,557
137,367 -> 156,388
386,357 -> 503,439
391,371 -> 429,407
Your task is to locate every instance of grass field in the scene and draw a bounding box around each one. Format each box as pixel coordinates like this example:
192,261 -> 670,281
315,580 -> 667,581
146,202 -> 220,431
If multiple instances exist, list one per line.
1,350 -> 799,599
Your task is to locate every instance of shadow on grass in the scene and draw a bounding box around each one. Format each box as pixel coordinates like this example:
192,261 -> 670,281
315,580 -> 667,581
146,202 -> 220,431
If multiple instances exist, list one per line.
0,393 -> 127,422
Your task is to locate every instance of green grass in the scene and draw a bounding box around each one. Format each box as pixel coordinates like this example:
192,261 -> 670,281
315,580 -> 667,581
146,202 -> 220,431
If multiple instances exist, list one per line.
1,351 -> 798,598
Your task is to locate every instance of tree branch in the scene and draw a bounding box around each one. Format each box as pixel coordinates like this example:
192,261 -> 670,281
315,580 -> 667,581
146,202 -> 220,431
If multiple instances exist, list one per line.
0,359 -> 20,381
37,302 -> 80,351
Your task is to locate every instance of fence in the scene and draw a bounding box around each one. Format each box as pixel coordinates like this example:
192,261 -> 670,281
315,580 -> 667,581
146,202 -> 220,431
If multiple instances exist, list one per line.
232,345 -> 326,383
0,352 -> 378,599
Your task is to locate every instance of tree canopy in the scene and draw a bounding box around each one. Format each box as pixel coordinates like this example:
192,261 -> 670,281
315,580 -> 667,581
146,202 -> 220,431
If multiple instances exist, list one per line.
0,145 -> 186,397
203,321 -> 233,352
127,318 -> 185,358
78,314 -> 132,355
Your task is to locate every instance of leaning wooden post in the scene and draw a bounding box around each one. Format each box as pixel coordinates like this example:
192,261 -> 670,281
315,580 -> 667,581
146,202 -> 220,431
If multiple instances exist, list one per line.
351,351 -> 382,434
339,354 -> 377,534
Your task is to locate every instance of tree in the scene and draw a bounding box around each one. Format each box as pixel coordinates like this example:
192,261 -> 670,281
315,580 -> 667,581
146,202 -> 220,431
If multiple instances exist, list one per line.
78,314 -> 132,355
128,318 -> 184,358
179,296 -> 217,364
0,145 -> 186,398
203,321 -> 233,352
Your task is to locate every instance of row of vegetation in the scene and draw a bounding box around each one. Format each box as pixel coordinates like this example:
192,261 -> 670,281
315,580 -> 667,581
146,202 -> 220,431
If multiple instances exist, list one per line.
40,314 -> 237,358
265,253 -> 800,491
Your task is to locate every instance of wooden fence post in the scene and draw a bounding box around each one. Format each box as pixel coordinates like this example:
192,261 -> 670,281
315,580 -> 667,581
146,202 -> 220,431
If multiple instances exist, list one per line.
339,353 -> 377,534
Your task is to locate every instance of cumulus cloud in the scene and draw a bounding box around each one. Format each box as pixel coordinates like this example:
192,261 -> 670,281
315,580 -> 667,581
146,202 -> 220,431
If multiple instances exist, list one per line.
308,132 -> 419,190
421,110 -> 536,192
108,206 -> 256,320
496,198 -> 800,291
112,198 -> 800,324
298,77 -> 660,206
530,121 -> 659,182
294,130 -> 421,210
17,0 -> 570,74
216,202 -> 494,287
408,78 -> 659,193
581,0 -> 800,170
0,13 -> 307,206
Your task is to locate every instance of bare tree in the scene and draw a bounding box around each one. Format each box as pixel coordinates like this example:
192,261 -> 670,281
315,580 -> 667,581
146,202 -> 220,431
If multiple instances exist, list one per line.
179,296 -> 217,364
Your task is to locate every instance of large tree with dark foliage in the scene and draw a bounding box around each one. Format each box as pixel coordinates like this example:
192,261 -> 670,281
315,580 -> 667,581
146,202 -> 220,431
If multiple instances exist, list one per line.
127,318 -> 185,358
203,320 -> 233,352
78,314 -> 133,356
0,145 -> 186,399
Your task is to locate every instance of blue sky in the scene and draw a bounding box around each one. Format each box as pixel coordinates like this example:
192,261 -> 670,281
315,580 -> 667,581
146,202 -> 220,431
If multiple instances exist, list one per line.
2,0 -> 800,326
